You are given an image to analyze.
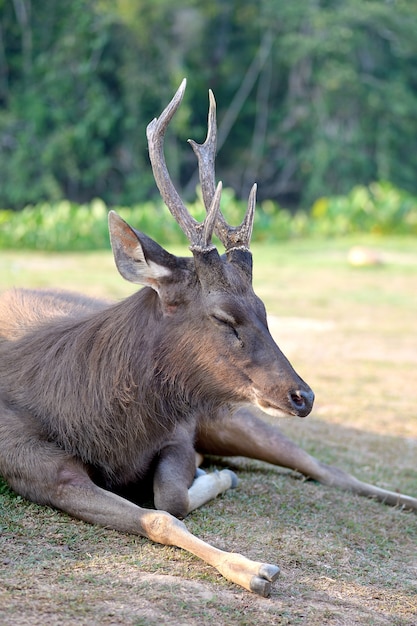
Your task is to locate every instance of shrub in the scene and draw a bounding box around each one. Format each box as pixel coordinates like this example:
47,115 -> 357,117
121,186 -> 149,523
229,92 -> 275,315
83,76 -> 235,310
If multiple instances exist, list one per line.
1,182 -> 416,251
311,182 -> 417,236
0,198 -> 188,251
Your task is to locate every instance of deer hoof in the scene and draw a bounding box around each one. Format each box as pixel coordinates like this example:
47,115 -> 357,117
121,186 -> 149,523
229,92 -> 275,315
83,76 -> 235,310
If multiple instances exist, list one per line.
250,576 -> 272,597
258,563 -> 280,582
249,564 -> 280,597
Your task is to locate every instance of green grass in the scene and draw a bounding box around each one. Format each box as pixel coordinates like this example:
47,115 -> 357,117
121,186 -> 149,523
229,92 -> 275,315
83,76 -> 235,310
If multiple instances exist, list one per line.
1,237 -> 416,625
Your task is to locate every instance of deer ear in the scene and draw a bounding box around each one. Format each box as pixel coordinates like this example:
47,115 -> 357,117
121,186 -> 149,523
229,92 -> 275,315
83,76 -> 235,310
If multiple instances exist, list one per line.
108,211 -> 175,289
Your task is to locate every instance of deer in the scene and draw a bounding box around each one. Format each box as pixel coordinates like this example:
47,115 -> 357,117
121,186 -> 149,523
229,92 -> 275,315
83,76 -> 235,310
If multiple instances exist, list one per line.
0,80 -> 416,598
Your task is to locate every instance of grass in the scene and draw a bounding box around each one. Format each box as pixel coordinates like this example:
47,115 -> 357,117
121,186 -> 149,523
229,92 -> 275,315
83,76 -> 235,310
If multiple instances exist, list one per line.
1,235 -> 417,625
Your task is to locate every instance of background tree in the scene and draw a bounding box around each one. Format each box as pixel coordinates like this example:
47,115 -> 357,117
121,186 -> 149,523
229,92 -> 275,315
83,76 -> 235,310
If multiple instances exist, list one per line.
0,0 -> 416,210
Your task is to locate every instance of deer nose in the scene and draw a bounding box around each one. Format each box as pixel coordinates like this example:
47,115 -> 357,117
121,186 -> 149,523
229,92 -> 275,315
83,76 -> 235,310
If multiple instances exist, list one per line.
288,387 -> 315,417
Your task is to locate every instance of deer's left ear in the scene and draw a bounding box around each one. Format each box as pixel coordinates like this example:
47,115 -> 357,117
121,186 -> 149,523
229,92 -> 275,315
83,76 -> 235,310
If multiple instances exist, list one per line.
108,211 -> 176,290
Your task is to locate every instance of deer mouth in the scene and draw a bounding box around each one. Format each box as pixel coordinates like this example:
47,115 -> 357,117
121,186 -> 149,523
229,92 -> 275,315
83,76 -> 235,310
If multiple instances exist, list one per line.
255,398 -> 289,417
255,389 -> 314,418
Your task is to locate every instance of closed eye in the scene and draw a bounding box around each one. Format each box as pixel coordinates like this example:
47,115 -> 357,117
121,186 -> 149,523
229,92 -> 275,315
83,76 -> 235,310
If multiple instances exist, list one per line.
211,314 -> 241,340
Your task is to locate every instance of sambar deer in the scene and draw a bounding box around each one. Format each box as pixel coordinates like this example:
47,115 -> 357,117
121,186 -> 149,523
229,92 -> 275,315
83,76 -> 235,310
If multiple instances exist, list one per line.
0,80 -> 416,597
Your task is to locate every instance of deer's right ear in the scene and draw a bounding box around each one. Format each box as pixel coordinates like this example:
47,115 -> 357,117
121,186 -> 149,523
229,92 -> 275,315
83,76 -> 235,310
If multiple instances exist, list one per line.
108,211 -> 174,289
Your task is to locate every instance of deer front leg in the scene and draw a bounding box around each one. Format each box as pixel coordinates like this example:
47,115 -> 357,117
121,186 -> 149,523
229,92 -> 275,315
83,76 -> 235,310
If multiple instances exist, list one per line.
42,466 -> 283,595
187,468 -> 238,513
152,424 -> 238,517
141,509 -> 279,596
1,426 -> 278,596
56,468 -> 278,595
196,407 -> 417,511
0,407 -> 278,596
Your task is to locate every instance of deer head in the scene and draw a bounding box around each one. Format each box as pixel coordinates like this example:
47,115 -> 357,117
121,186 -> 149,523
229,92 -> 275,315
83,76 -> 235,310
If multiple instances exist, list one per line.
108,80 -> 314,418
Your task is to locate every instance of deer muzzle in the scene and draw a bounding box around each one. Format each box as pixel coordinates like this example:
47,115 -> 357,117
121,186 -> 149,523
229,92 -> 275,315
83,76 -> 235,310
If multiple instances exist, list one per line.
254,383 -> 314,418
287,387 -> 315,417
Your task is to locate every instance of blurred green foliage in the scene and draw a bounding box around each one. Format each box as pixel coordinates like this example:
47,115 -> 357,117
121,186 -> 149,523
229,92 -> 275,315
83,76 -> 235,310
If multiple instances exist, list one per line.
311,181 -> 417,236
0,182 -> 415,251
0,0 -> 417,212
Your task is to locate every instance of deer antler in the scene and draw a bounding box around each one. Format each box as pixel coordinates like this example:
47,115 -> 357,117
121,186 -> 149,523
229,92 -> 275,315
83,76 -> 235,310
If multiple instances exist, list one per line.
146,79 -> 222,253
188,90 -> 256,253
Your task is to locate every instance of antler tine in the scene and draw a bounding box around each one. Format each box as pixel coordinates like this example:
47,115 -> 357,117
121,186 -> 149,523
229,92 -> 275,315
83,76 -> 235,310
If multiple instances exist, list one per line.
188,89 -> 218,218
188,90 -> 256,253
242,183 -> 257,244
146,79 -> 217,251
203,181 -> 223,250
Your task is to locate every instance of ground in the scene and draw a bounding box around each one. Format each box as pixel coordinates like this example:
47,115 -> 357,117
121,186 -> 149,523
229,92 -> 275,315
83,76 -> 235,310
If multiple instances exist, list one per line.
0,237 -> 416,625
